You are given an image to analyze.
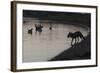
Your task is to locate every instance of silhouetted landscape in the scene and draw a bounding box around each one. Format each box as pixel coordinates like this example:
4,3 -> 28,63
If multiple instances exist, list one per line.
23,10 -> 91,27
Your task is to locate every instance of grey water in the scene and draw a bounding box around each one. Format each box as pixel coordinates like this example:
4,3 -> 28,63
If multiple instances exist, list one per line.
22,18 -> 89,63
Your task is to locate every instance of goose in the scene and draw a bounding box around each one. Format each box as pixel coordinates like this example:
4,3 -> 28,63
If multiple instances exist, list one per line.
28,28 -> 33,35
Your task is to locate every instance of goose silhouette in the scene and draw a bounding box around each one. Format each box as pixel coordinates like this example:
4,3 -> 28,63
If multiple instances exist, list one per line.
28,28 -> 33,35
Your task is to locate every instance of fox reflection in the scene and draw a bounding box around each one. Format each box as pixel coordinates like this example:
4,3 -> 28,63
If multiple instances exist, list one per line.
67,31 -> 85,46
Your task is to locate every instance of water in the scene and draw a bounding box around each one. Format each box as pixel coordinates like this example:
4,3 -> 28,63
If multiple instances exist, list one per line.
22,18 -> 88,63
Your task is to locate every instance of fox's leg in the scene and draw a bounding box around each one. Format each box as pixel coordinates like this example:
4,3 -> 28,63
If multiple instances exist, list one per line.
75,38 -> 76,44
71,38 -> 73,46
81,34 -> 85,40
77,37 -> 79,42
83,36 -> 85,40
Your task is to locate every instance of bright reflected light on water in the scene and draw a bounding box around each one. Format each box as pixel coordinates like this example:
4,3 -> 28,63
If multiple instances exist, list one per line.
22,19 -> 88,63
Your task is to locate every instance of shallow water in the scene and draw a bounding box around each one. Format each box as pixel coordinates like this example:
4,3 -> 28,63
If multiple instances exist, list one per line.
22,18 -> 88,63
